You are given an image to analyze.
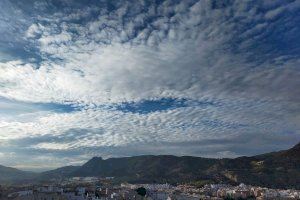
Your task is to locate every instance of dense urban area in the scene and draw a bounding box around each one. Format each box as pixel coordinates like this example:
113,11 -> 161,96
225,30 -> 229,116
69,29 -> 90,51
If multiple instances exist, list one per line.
1,177 -> 299,200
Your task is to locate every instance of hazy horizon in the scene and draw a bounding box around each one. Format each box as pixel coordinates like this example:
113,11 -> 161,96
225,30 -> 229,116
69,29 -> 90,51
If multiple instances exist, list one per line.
0,0 -> 299,171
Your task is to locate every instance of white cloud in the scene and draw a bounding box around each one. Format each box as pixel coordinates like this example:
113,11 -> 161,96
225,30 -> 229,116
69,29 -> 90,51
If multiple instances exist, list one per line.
0,0 -> 299,169
25,23 -> 43,38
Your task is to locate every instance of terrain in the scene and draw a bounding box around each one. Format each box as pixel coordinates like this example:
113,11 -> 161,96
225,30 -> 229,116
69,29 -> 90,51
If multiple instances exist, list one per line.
1,142 -> 299,189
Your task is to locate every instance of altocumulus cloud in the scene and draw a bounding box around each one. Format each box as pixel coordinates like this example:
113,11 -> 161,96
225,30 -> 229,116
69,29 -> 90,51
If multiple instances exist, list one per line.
0,0 -> 300,170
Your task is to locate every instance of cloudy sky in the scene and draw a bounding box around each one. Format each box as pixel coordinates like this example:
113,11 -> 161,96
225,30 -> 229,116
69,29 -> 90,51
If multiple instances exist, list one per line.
0,0 -> 299,171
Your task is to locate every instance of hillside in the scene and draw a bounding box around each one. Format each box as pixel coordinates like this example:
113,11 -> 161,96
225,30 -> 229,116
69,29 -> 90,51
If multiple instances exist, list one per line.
39,165 -> 80,180
68,142 -> 300,189
0,142 -> 299,189
70,155 -> 219,183
0,165 -> 36,184
205,142 -> 300,189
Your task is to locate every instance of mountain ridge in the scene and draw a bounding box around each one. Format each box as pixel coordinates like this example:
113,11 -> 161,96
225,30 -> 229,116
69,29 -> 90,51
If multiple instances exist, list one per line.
1,142 -> 299,189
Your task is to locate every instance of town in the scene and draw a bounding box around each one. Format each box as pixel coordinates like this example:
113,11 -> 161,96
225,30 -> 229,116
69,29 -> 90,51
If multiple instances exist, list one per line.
1,177 -> 299,200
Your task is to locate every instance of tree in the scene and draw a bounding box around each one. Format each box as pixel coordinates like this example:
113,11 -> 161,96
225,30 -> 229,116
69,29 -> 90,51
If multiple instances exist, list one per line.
136,187 -> 147,197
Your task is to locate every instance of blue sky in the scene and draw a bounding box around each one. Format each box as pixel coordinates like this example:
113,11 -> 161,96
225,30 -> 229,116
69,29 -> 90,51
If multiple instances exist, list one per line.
0,0 -> 299,171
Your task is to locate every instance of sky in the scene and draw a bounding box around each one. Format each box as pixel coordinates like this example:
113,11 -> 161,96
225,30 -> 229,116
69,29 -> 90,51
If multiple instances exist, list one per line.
0,0 -> 299,171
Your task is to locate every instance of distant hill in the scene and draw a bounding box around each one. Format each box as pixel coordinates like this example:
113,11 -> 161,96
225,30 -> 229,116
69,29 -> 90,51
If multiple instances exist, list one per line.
39,165 -> 80,180
0,142 -> 299,189
0,165 -> 36,184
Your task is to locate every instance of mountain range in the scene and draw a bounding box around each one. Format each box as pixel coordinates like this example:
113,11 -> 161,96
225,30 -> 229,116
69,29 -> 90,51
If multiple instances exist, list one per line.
1,142 -> 299,189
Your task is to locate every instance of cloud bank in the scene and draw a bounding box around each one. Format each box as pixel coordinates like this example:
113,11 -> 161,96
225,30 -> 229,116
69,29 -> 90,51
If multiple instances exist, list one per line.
0,0 -> 299,170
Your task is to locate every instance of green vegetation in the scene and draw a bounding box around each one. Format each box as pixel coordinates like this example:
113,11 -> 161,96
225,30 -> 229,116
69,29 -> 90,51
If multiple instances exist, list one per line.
189,180 -> 215,187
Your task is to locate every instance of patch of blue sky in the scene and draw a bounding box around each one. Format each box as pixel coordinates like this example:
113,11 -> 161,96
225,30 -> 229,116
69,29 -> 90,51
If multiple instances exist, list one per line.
0,97 -> 77,117
113,98 -> 219,114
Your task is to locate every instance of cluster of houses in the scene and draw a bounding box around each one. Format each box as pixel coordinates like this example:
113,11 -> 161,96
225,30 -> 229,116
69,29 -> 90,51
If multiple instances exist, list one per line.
176,183 -> 300,199
2,182 -> 300,200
